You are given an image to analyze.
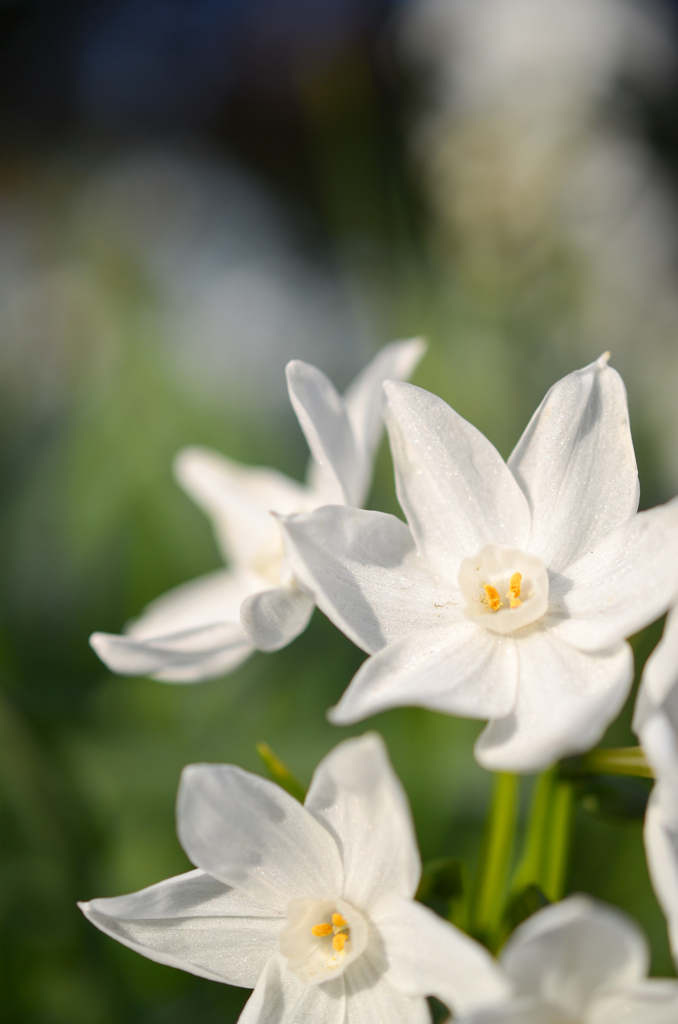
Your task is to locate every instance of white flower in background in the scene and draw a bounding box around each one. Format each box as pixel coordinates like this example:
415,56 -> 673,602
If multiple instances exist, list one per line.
280,355 -> 678,772
78,733 -> 508,1023
633,604 -> 678,963
89,338 -> 424,682
456,895 -> 678,1023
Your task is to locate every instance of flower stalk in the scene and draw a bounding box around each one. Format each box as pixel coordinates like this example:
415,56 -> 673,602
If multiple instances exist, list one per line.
560,746 -> 654,779
470,772 -> 520,948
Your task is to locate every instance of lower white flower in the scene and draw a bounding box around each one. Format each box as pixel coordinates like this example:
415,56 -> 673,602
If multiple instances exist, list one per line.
633,604 -> 678,964
88,338 -> 424,682
456,895 -> 678,1023
78,733 -> 508,1022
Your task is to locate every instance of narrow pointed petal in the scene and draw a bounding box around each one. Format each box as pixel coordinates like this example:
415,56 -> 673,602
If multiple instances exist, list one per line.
500,896 -> 648,1017
239,954 -> 345,1024
177,764 -> 343,914
340,337 -> 426,505
175,446 -> 310,567
384,382 -> 530,572
329,624 -> 518,725
547,499 -> 678,653
644,790 -> 678,960
508,354 -> 639,574
343,953 -> 430,1024
90,622 -> 253,683
280,505 -> 458,655
287,360 -> 358,506
78,869 -> 281,986
588,981 -> 678,1024
126,567 -> 261,640
89,554 -> 274,683
304,734 -> 420,907
476,631 -> 633,772
371,892 -> 510,1015
240,585 -> 314,652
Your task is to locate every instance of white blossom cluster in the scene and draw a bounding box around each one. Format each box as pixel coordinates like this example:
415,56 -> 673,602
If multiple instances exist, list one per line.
82,342 -> 678,1021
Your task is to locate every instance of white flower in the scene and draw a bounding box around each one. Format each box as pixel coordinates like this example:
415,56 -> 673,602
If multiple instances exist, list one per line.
456,895 -> 678,1023
633,604 -> 678,963
89,339 -> 424,682
279,354 -> 678,772
78,733 -> 508,1023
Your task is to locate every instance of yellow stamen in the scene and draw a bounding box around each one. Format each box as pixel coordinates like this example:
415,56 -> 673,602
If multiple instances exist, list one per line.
333,932 -> 348,952
312,923 -> 333,937
508,572 -> 522,609
332,913 -> 347,929
483,584 -> 502,611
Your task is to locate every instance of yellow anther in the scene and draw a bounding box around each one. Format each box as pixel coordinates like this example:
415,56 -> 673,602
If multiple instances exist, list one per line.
332,913 -> 347,929
332,932 -> 348,952
508,572 -> 522,609
483,584 -> 502,611
312,923 -> 333,937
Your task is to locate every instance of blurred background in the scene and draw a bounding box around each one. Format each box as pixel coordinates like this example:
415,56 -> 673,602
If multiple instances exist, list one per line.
2,0 -> 678,1020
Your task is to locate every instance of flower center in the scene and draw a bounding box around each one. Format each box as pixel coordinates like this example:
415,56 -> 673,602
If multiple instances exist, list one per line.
459,544 -> 549,634
278,896 -> 368,986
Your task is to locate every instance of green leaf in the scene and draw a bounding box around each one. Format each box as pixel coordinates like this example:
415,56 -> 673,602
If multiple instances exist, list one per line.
256,743 -> 306,803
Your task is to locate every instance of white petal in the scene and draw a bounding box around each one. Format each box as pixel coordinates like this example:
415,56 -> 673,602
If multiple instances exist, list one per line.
240,585 -> 314,652
340,337 -> 426,505
384,381 -> 531,573
644,790 -> 678,961
458,998 -> 570,1023
508,354 -> 638,574
637,713 -> 678,817
239,954 -> 345,1024
476,630 -> 633,772
547,499 -> 678,653
304,734 -> 420,907
588,981 -> 678,1024
175,446 -> 310,567
371,892 -> 510,1015
500,896 -> 648,1018
287,360 -> 358,506
177,764 -> 344,914
126,567 -> 260,639
90,567 -> 259,681
89,622 -> 253,683
280,505 -> 459,655
329,624 -> 518,725
343,952 -> 430,1024
78,869 -> 281,987
634,604 -> 678,734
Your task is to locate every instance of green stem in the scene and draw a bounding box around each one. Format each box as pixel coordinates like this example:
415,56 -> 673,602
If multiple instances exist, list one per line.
471,772 -> 520,944
510,769 -> 555,896
560,746 -> 654,779
542,778 -> 574,902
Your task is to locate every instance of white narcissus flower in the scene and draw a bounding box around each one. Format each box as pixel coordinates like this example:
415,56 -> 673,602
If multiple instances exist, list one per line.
279,355 -> 678,772
78,733 -> 508,1023
456,895 -> 678,1024
89,338 -> 424,682
633,604 -> 678,962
